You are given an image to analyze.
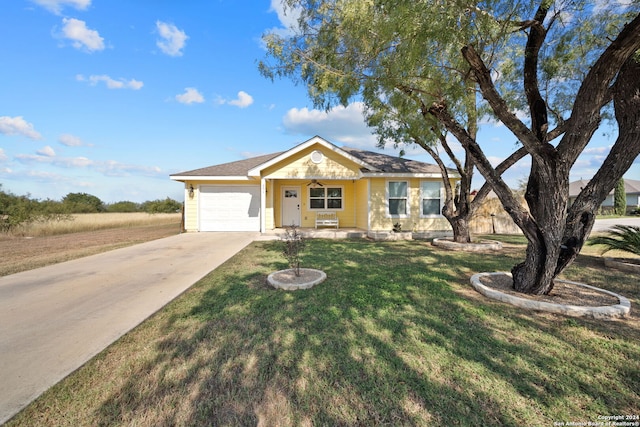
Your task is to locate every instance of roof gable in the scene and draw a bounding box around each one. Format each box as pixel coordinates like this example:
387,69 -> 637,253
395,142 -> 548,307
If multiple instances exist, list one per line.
247,136 -> 377,177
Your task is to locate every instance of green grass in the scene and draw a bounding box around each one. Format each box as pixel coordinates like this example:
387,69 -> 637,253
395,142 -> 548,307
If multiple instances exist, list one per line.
7,239 -> 640,426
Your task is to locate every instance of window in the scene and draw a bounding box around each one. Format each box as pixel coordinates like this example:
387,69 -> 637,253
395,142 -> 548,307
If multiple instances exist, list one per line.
388,181 -> 408,216
421,181 -> 441,216
311,150 -> 324,164
309,187 -> 342,209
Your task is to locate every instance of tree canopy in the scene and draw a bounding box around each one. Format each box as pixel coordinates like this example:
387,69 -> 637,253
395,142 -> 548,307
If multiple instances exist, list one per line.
62,192 -> 106,213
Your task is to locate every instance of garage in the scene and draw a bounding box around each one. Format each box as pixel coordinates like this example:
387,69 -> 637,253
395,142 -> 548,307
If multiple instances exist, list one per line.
199,185 -> 261,231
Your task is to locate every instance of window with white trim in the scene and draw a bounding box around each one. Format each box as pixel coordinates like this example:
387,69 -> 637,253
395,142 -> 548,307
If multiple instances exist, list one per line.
309,187 -> 343,209
387,181 -> 408,216
421,181 -> 442,216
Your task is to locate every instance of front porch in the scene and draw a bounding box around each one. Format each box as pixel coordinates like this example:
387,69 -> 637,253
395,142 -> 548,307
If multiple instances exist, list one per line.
263,227 -> 367,240
266,178 -> 366,231
262,227 -> 452,241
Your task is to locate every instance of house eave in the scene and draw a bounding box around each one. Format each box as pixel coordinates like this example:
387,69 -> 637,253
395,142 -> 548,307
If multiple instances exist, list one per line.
170,175 -> 253,182
361,172 -> 460,179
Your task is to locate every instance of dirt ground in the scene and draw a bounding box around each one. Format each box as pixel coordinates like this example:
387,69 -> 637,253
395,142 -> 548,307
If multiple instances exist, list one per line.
0,223 -> 182,277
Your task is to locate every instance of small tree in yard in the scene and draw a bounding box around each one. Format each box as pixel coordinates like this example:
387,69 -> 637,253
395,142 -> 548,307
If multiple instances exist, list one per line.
614,178 -> 627,216
282,224 -> 306,277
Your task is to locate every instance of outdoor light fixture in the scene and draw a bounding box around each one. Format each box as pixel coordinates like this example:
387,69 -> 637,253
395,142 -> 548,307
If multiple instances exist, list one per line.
188,184 -> 195,198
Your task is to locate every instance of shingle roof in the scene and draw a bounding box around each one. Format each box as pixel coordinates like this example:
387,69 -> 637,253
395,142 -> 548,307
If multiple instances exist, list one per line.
171,145 -> 445,177
342,147 -> 443,174
171,152 -> 285,177
569,178 -> 640,197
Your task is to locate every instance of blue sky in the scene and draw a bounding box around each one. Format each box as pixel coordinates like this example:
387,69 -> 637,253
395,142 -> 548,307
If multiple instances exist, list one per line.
1,0 -> 638,203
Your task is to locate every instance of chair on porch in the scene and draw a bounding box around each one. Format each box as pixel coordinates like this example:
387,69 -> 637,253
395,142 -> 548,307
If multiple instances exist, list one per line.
315,211 -> 339,229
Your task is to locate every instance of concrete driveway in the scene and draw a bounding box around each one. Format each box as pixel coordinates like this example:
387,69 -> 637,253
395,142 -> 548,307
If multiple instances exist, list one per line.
591,216 -> 640,233
0,232 -> 260,424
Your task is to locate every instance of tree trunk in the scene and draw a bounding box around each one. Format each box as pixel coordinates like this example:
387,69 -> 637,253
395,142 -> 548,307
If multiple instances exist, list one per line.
512,55 -> 640,294
449,217 -> 471,243
412,132 -> 474,244
510,158 -> 570,294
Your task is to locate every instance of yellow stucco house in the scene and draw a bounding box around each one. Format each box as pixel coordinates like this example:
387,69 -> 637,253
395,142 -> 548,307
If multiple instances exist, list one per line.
170,136 -> 459,239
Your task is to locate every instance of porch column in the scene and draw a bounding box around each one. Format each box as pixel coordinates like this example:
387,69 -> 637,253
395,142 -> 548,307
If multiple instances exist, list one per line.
260,178 -> 266,233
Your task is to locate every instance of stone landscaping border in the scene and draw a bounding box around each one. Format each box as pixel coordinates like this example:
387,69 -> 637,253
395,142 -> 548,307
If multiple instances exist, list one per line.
267,268 -> 327,291
432,238 -> 503,252
470,272 -> 631,319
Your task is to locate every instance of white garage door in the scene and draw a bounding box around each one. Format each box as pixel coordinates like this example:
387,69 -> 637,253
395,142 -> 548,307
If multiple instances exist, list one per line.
199,185 -> 261,231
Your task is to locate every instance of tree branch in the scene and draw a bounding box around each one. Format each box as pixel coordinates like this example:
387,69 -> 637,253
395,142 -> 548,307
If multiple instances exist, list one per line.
461,45 -> 553,160
411,134 -> 456,215
428,101 -> 536,238
473,146 -> 529,203
570,56 -> 640,217
523,3 -> 549,142
557,12 -> 640,162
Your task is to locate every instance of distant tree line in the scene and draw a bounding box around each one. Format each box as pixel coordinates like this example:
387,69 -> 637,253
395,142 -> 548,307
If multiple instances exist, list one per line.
0,185 -> 181,232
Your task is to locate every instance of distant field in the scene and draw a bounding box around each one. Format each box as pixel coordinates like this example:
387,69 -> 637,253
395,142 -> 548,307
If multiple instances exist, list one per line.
6,212 -> 182,238
0,213 -> 183,276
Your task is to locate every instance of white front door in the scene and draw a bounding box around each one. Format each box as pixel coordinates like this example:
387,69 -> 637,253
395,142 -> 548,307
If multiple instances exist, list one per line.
282,186 -> 301,227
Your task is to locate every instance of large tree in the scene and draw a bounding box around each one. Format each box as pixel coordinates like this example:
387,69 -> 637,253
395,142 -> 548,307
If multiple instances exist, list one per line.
262,0 -> 640,294
265,0 -> 528,245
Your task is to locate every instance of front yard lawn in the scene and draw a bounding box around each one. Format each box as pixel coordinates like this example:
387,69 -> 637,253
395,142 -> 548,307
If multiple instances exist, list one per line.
8,238 -> 640,426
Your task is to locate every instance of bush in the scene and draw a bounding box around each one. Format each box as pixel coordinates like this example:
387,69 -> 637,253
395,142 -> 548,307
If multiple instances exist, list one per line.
281,224 -> 306,276
0,187 -> 72,233
614,178 -> 626,216
141,198 -> 182,214
588,224 -> 640,256
62,193 -> 106,213
107,201 -> 141,213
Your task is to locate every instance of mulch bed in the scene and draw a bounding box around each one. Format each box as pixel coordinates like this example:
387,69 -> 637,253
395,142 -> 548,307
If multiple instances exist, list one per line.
479,273 -> 620,306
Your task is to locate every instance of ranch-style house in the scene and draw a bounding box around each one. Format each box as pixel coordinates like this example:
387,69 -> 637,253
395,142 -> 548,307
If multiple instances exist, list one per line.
170,136 -> 460,239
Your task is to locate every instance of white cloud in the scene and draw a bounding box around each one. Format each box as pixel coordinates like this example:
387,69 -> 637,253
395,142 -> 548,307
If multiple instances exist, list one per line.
156,21 -> 188,57
583,145 -> 612,155
0,148 -> 7,162
76,74 -> 143,90
15,152 -> 165,178
59,133 -> 91,147
282,102 -> 377,148
267,0 -> 301,37
228,91 -> 254,108
176,87 -> 204,104
479,109 -> 529,128
61,18 -> 104,52
0,116 -> 43,140
37,146 -> 56,157
31,0 -> 91,14
17,153 -> 93,168
216,91 -> 255,108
